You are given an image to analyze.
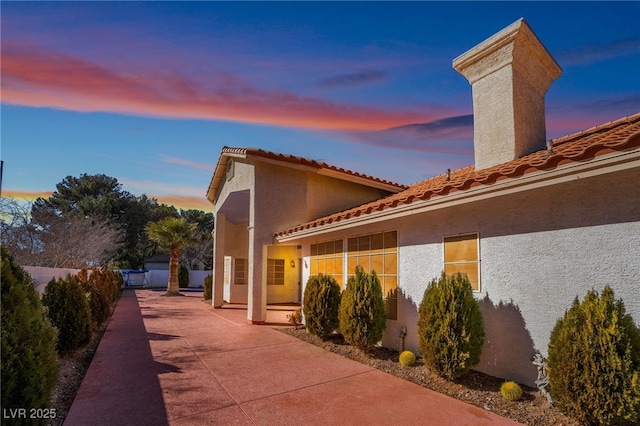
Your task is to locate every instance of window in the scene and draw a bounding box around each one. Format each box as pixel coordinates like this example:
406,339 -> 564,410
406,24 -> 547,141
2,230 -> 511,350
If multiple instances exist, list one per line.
310,239 -> 344,287
267,259 -> 285,285
443,233 -> 480,291
347,231 -> 398,320
225,159 -> 234,181
234,258 -> 247,285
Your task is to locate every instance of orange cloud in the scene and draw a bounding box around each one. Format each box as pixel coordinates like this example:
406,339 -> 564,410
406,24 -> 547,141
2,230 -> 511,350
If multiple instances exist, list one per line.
1,44 -> 435,131
3,188 -> 211,212
2,190 -> 53,201
153,195 -> 213,212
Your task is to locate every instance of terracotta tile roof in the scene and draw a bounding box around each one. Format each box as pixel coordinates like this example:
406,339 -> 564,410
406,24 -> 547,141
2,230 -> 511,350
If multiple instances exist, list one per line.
207,146 -> 407,203
224,147 -> 408,190
276,112 -> 640,238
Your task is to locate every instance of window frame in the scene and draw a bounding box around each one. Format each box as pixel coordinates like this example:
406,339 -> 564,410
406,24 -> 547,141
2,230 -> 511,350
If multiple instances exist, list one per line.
442,233 -> 480,292
267,258 -> 285,285
346,230 -> 398,321
233,258 -> 248,285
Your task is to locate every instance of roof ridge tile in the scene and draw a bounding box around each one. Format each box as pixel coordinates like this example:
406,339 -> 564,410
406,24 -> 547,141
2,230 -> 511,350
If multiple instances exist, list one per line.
276,113 -> 640,238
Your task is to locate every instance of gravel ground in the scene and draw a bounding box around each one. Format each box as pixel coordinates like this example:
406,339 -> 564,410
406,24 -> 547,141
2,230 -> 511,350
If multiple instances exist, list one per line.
47,297 -> 117,426
279,327 -> 580,426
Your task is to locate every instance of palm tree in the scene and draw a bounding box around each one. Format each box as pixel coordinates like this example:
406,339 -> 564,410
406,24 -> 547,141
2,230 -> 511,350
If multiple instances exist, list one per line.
146,217 -> 197,296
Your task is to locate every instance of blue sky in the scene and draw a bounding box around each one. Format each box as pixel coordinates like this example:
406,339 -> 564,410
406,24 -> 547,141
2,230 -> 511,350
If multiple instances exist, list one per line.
2,1 -> 639,211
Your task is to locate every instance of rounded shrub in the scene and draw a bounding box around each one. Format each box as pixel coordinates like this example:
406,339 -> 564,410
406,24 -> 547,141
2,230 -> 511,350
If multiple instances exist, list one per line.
339,266 -> 387,351
399,350 -> 416,367
303,274 -> 341,338
203,274 -> 212,300
500,381 -> 523,401
42,275 -> 92,353
1,246 -> 59,411
547,285 -> 640,425
417,272 -> 484,380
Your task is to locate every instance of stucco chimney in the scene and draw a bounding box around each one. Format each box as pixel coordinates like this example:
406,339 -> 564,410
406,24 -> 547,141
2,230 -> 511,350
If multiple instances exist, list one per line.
453,19 -> 562,170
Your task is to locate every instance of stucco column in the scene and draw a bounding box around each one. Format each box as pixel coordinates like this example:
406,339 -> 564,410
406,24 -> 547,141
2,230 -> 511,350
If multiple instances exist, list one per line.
211,212 -> 226,308
246,227 -> 267,324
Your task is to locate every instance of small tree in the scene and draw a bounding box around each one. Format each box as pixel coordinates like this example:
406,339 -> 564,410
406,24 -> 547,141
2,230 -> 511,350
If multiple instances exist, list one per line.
1,246 -> 59,411
42,275 -> 92,353
339,266 -> 386,351
303,274 -> 341,338
146,217 -> 197,296
178,264 -> 190,288
548,286 -> 640,425
417,272 -> 484,380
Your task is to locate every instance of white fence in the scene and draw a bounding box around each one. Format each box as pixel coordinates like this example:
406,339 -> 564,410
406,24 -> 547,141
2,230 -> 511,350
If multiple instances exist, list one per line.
21,266 -> 211,293
144,270 -> 211,288
23,266 -> 83,293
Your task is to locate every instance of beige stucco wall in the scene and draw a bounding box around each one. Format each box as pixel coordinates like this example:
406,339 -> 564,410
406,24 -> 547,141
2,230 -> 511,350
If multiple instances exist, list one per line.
292,166 -> 640,387
266,245 -> 301,303
212,156 -> 396,320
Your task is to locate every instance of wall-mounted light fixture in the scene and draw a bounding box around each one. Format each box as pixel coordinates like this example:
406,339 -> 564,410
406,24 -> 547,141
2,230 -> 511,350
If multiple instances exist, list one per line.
290,260 -> 295,268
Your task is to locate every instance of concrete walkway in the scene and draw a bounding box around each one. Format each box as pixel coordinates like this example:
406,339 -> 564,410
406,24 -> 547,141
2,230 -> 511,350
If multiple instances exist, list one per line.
65,289 -> 520,425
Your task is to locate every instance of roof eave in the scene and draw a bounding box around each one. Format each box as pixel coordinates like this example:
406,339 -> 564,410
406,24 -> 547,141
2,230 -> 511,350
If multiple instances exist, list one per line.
275,148 -> 640,243
206,150 -> 248,203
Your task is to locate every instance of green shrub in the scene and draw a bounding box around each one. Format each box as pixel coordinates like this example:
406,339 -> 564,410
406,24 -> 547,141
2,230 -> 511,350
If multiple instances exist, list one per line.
287,309 -> 303,328
303,274 -> 341,338
76,267 -> 121,327
339,266 -> 386,351
42,275 -> 92,353
399,350 -> 416,367
417,272 -> 484,380
1,246 -> 59,412
203,274 -> 212,300
77,268 -> 111,327
548,285 -> 640,425
500,381 -> 523,401
178,264 -> 189,288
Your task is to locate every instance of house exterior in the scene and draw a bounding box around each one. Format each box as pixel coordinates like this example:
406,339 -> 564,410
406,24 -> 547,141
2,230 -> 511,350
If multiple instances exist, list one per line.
207,19 -> 640,386
206,147 -> 406,322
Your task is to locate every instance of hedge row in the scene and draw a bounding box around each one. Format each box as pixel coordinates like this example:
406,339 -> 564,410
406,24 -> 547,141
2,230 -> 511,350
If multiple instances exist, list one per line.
1,247 -> 59,415
1,247 -> 125,415
303,268 -> 639,424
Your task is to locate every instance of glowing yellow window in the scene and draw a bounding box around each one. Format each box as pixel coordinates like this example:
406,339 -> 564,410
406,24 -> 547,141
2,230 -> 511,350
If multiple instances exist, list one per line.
444,234 -> 480,291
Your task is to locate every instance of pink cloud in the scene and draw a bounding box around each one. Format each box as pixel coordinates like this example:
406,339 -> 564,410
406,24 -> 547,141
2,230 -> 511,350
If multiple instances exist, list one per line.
1,44 -> 437,131
159,155 -> 214,171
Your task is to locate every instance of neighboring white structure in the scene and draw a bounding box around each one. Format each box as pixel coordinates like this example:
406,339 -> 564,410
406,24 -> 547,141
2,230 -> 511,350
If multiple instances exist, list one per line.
208,19 -> 640,386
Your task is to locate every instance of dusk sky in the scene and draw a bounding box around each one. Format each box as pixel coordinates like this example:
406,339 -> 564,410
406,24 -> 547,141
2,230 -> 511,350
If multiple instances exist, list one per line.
2,1 -> 639,211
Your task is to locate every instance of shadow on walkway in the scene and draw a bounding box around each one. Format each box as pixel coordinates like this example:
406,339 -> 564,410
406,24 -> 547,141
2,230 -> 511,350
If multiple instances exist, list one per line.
65,290 -> 170,426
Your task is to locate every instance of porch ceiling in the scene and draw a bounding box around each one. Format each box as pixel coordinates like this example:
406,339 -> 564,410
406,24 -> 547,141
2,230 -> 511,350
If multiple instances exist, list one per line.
218,190 -> 250,225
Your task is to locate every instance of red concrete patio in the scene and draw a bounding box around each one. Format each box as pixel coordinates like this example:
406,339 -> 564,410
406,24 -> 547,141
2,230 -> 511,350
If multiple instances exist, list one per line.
65,289 -> 521,425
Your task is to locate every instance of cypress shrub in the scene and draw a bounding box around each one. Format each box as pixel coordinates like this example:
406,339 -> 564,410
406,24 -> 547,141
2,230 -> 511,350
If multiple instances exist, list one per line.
1,246 -> 59,412
203,274 -> 212,300
303,274 -> 341,338
547,285 -> 640,425
339,266 -> 386,351
77,268 -> 111,327
417,272 -> 484,380
179,264 -> 189,288
111,270 -> 124,299
42,275 -> 92,353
